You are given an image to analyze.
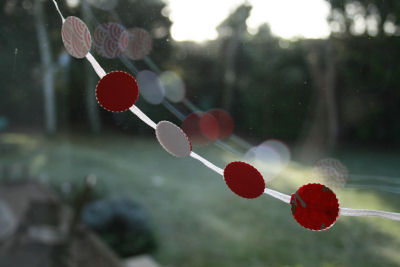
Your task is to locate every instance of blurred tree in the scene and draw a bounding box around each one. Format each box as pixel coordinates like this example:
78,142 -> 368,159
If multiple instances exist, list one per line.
239,26 -> 311,141
217,3 -> 252,113
328,0 -> 400,36
325,0 -> 400,147
34,0 -> 57,134
299,39 -> 339,160
81,1 -> 101,133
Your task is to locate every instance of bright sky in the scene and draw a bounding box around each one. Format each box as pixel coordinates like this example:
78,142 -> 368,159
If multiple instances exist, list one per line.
163,0 -> 331,42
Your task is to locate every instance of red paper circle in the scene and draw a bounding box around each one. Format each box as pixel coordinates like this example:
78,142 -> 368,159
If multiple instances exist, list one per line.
290,183 -> 339,231
223,161 -> 265,199
96,71 -> 139,112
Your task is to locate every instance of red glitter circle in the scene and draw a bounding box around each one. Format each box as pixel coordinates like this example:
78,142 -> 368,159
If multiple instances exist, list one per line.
208,109 -> 234,139
290,183 -> 339,231
223,161 -> 265,199
96,71 -> 139,112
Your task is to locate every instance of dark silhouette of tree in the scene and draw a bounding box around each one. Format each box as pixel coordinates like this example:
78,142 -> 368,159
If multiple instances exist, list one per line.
34,0 -> 57,134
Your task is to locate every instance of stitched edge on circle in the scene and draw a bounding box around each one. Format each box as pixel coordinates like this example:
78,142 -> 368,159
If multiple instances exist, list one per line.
155,120 -> 192,158
95,70 -> 139,112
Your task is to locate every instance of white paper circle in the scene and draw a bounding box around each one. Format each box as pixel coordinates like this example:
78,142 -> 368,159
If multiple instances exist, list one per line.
137,70 -> 165,104
61,16 -> 92,58
156,121 -> 191,157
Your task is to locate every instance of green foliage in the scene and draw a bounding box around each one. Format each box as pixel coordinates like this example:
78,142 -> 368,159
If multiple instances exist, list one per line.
335,36 -> 400,144
237,33 -> 311,140
2,0 -> 400,146
2,133 -> 400,267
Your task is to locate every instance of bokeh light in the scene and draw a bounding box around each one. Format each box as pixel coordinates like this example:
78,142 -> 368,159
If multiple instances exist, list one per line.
182,112 -> 219,146
207,109 -> 234,139
159,71 -> 186,103
93,22 -> 129,59
244,142 -> 284,181
312,158 -> 348,189
124,28 -> 153,60
260,139 -> 291,166
136,70 -> 165,105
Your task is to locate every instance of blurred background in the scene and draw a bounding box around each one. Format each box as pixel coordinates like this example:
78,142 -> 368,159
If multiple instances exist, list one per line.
1,0 -> 400,266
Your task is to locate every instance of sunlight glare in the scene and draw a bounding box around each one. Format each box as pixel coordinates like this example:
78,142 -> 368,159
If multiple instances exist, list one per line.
164,0 -> 331,41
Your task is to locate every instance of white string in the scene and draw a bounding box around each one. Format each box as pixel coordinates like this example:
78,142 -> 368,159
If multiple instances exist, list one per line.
340,207 -> 400,221
190,152 -> 224,176
264,188 -> 291,204
129,105 -> 157,129
85,53 -> 106,79
51,0 -> 65,23
51,2 -> 400,224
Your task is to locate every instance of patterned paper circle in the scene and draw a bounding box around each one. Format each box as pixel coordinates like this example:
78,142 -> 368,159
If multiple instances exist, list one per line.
96,71 -> 139,112
156,121 -> 192,158
124,28 -> 153,60
290,183 -> 339,231
61,16 -> 92,58
93,22 -> 129,59
223,161 -> 265,199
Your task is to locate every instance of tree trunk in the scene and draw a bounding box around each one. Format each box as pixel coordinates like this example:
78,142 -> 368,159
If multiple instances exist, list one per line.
299,40 -> 338,161
82,2 -> 101,133
34,0 -> 56,134
324,41 -> 338,148
85,69 -> 101,133
221,33 -> 240,113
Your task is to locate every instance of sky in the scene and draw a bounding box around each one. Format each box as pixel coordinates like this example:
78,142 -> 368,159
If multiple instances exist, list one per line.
163,0 -> 331,42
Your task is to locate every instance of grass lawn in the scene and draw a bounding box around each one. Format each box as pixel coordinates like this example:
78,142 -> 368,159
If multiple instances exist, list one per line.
0,132 -> 400,267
